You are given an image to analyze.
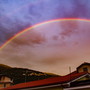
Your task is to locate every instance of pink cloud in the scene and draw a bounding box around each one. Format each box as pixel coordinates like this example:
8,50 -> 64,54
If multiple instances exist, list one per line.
1,20 -> 90,75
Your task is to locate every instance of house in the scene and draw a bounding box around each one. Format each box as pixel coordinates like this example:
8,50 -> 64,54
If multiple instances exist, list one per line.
2,62 -> 90,90
0,75 -> 13,89
77,62 -> 90,73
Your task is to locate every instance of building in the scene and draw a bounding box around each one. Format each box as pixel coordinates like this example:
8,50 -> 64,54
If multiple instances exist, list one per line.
2,62 -> 90,90
77,62 -> 90,73
0,75 -> 13,89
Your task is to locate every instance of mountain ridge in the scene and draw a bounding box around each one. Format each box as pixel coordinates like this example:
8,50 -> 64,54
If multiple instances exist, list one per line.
0,64 -> 59,85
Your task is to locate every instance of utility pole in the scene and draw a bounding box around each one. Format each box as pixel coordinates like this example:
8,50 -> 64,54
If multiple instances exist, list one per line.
25,70 -> 28,83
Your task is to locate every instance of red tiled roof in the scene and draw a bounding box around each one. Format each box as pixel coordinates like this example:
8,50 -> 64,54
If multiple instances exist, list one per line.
2,72 -> 87,90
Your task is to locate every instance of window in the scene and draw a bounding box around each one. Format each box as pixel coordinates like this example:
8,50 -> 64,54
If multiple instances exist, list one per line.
83,67 -> 88,72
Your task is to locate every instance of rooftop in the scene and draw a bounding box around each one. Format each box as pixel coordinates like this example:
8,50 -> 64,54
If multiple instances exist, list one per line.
2,72 -> 87,90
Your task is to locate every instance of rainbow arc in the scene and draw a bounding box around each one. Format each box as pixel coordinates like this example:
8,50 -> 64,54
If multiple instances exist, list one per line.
1,18 -> 90,49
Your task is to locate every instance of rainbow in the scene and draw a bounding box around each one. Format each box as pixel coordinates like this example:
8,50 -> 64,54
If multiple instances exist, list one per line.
1,18 -> 90,49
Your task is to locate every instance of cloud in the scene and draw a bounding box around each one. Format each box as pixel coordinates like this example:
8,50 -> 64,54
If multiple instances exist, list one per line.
1,0 -> 90,46
60,21 -> 78,37
0,20 -> 90,75
11,30 -> 46,47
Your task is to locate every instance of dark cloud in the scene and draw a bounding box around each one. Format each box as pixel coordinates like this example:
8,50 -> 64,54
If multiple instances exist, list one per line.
72,0 -> 88,18
60,21 -> 78,37
11,30 -> 46,47
52,35 -> 59,40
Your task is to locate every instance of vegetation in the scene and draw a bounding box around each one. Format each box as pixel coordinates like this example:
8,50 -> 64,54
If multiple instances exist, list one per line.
0,64 -> 59,85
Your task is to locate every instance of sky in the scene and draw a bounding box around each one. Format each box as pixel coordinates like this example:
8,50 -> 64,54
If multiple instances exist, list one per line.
0,0 -> 90,75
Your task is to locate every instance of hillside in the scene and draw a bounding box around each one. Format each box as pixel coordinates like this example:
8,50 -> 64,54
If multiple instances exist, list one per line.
0,64 -> 59,85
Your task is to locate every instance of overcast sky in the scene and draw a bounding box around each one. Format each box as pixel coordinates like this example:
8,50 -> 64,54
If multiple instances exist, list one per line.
1,20 -> 90,75
1,0 -> 90,46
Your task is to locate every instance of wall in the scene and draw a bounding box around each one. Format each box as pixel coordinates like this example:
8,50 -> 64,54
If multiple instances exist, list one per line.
0,84 -> 4,88
0,83 -> 12,88
77,65 -> 90,73
0,76 -> 12,88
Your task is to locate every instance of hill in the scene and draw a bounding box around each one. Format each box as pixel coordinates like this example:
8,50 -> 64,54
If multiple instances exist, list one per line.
0,64 -> 59,85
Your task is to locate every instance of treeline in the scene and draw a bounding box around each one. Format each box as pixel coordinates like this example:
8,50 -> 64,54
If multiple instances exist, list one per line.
0,64 -> 59,85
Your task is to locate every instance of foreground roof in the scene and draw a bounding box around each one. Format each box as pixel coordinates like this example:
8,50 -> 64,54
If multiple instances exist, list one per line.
2,72 -> 87,90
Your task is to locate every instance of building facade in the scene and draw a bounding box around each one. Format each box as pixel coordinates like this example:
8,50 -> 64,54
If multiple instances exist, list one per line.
77,62 -> 90,73
0,75 -> 13,89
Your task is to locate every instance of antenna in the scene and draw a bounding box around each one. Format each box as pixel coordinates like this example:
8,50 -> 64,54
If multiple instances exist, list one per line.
69,67 -> 71,80
69,67 -> 71,74
69,66 -> 71,87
